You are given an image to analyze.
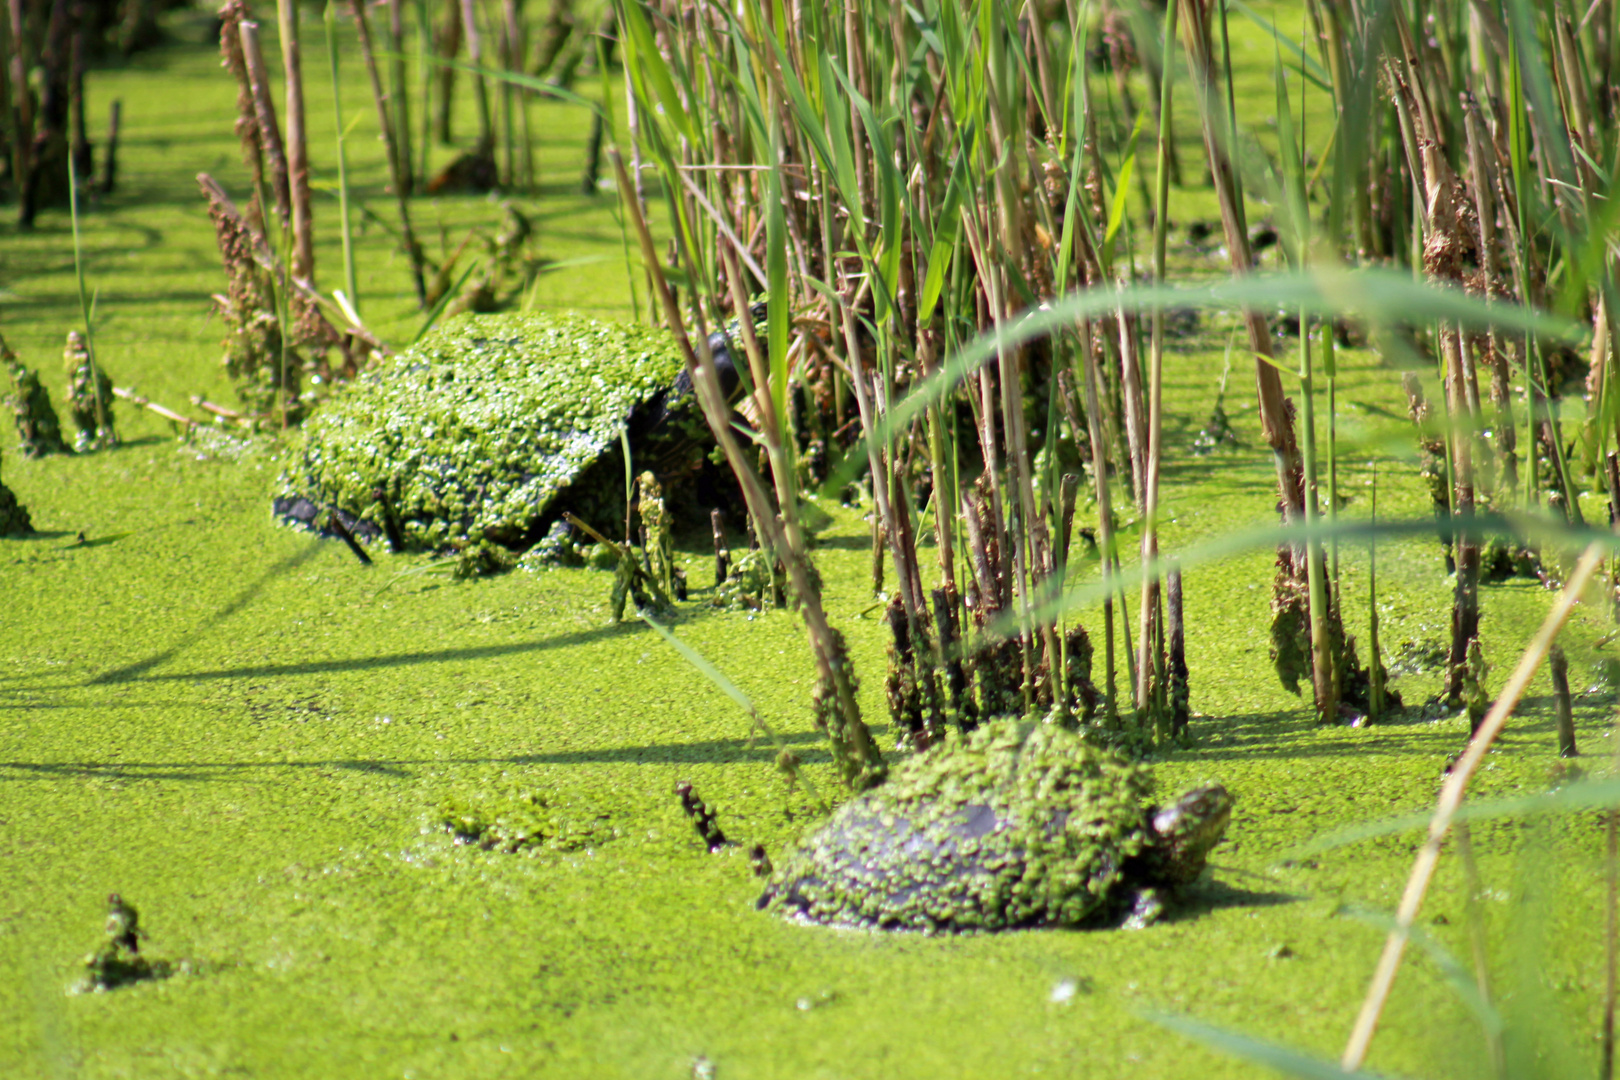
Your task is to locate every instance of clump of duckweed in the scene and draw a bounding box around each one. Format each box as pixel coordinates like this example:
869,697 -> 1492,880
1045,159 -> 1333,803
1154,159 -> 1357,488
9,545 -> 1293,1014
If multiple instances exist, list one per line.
712,547 -> 773,610
74,894 -> 172,993
63,330 -> 117,452
436,787 -> 619,854
761,720 -> 1225,933
4,338 -> 68,458
0,448 -> 33,535
276,312 -> 700,557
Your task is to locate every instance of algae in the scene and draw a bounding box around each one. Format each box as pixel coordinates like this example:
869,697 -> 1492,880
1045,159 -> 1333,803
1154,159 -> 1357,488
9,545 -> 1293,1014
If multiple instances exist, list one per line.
436,786 -> 618,854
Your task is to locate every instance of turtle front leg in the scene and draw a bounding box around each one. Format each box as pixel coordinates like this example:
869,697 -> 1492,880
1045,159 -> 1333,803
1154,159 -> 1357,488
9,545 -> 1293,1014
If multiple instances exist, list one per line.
1121,887 -> 1167,929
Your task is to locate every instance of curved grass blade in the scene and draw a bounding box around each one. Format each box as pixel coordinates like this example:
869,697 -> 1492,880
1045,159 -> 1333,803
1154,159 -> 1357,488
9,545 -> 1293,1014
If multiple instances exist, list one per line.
817,266 -> 1582,500
1338,907 -> 1503,1039
640,613 -> 826,810
1141,1011 -> 1408,1080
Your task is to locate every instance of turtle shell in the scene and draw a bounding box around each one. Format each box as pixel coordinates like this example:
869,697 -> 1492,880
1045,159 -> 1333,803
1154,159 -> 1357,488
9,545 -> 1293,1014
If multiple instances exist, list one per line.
760,721 -> 1159,932
274,312 -> 713,553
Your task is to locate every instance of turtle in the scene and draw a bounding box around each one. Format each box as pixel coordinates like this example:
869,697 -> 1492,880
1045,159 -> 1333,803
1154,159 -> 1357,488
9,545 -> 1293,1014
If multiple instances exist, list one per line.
273,310 -> 749,558
758,720 -> 1233,933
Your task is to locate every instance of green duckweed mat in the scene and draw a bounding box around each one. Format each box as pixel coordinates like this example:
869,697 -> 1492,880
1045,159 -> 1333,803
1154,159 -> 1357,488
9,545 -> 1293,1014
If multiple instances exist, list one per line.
1,10 -> 1613,1079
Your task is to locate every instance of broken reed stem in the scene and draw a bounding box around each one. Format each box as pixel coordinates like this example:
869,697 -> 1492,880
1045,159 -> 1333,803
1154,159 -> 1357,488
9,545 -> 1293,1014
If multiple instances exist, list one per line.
349,0 -> 428,305
1342,540 -> 1607,1070
66,150 -> 111,447
711,508 -> 728,586
111,386 -> 195,429
1549,644 -> 1577,757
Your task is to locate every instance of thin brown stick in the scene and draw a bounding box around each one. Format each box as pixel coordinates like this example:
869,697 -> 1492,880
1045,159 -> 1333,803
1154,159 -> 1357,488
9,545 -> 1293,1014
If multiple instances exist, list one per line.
112,386 -> 197,429
1342,541 -> 1606,1069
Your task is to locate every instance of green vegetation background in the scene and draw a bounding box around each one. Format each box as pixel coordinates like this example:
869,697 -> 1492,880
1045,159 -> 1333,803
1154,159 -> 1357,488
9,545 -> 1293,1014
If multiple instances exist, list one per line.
0,6 -> 1612,1077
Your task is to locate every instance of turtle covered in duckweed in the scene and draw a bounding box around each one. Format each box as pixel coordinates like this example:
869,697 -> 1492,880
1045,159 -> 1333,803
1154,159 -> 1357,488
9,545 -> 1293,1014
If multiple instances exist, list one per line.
759,721 -> 1232,933
273,310 -> 747,557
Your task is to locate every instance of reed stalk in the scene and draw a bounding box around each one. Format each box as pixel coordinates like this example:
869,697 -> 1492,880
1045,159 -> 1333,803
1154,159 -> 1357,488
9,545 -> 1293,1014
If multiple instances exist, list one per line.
324,1 -> 360,317
609,143 -> 884,792
238,20 -> 293,228
1137,0 -> 1179,734
278,0 -> 316,283
1342,541 -> 1607,1069
349,0 -> 429,305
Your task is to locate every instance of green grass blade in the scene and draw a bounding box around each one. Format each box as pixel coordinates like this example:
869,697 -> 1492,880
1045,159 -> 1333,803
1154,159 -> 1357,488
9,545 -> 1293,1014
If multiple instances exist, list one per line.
640,615 -> 757,715
1286,776 -> 1620,858
1141,1011 -> 1408,1079
617,1 -> 696,143
1338,907 -> 1504,1037
1103,110 -> 1147,251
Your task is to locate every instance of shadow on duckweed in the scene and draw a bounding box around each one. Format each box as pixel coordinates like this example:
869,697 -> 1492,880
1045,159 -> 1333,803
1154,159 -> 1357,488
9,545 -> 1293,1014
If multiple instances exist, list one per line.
1156,877 -> 1305,925
88,621 -> 646,685
0,730 -> 840,784
87,539 -> 325,685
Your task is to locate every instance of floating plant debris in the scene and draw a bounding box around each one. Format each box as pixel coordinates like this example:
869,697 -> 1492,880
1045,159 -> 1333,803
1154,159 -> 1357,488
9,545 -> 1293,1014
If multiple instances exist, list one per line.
677,781 -> 730,853
436,787 -> 618,854
74,894 -> 172,993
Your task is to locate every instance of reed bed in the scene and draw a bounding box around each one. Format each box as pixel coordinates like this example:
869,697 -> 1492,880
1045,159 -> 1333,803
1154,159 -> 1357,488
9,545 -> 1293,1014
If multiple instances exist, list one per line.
602,0 -> 1614,758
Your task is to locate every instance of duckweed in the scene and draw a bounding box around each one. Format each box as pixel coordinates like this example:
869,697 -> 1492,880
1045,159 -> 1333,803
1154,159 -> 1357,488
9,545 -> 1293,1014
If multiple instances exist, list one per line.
436,786 -> 620,854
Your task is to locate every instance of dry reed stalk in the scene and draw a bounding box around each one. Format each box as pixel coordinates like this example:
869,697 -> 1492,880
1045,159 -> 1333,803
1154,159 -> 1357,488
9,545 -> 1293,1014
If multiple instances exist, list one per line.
277,0 -> 316,282
1342,541 -> 1607,1069
434,0 -> 460,143
67,0 -> 88,184
388,0 -> 413,196
238,19 -> 293,227
457,0 -> 493,148
19,0 -> 71,225
6,0 -> 30,214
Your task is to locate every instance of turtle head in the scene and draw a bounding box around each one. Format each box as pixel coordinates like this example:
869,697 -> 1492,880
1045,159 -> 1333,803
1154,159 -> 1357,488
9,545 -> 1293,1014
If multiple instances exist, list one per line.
1150,785 -> 1233,887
